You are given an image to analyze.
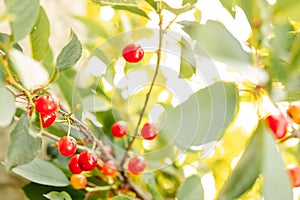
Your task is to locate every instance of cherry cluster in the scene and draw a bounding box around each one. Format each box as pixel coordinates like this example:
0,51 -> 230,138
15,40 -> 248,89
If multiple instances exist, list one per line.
32,44 -> 154,190
34,94 -> 58,128
265,101 -> 300,187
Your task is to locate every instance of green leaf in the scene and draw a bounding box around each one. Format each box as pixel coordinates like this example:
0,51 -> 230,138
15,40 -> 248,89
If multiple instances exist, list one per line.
5,0 -> 40,43
177,175 -> 204,200
220,0 -> 236,17
73,16 -> 109,39
161,82 -> 239,149
273,0 -> 300,21
30,6 -> 50,61
0,87 -> 16,127
112,196 -> 132,200
0,33 -> 22,52
286,89 -> 300,102
179,37 -> 196,79
91,0 -> 149,19
81,95 -> 111,112
145,0 -> 157,10
9,48 -> 49,90
218,122 -> 293,199
12,158 -> 69,187
23,183 -> 86,200
218,125 -> 262,200
56,31 -> 82,72
43,191 -> 72,200
5,113 -> 42,170
113,5 -> 149,19
0,65 -> 5,87
180,20 -> 251,62
182,0 -> 197,6
261,125 -> 293,199
161,2 -> 194,15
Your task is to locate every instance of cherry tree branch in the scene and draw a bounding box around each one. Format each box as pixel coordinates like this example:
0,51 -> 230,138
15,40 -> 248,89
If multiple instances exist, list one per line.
119,11 -> 164,169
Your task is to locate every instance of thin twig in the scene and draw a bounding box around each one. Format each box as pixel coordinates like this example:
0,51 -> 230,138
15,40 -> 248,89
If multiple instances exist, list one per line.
119,11 -> 164,169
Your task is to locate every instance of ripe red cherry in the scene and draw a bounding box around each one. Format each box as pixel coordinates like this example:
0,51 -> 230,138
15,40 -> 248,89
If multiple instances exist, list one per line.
58,136 -> 77,157
111,121 -> 127,138
70,174 -> 87,189
102,160 -> 118,178
265,110 -> 288,139
141,123 -> 158,140
35,94 -> 58,115
122,43 -> 144,63
288,165 -> 300,187
40,112 -> 56,128
287,101 -> 300,124
128,156 -> 146,174
69,154 -> 83,174
78,150 -> 97,171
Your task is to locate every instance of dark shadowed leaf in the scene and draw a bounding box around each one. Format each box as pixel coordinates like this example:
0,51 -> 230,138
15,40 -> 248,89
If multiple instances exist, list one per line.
56,31 -> 82,72
5,113 -> 42,170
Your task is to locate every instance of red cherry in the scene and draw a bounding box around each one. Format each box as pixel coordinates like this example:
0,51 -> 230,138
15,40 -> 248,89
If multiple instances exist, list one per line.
69,154 -> 83,174
58,136 -> 77,157
141,123 -> 158,140
128,156 -> 146,174
70,174 -> 87,189
122,43 -> 144,63
287,101 -> 300,124
111,121 -> 127,138
35,94 -> 58,115
288,166 -> 300,187
265,110 -> 288,139
78,150 -> 97,171
102,160 -> 118,178
40,112 -> 56,128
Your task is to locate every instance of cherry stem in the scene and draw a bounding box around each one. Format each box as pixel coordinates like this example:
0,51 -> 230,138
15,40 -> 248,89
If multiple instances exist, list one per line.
119,11 -> 164,169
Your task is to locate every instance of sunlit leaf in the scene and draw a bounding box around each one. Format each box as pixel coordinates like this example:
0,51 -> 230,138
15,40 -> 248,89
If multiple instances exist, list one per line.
218,125 -> 262,199
161,2 -> 194,15
220,0 -> 236,17
112,196 -> 133,200
0,87 -> 16,127
272,0 -> 300,21
0,65 -> 5,87
56,31 -> 82,72
5,0 -> 40,43
180,20 -> 251,62
43,191 -> 72,200
92,0 -> 149,19
30,6 -> 50,61
113,5 -> 149,19
179,37 -> 196,79
6,113 -> 42,170
218,122 -> 293,199
81,95 -> 111,112
261,125 -> 293,199
9,48 -> 49,90
177,175 -> 204,200
161,82 -> 239,149
73,16 -> 109,38
12,159 -> 69,187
